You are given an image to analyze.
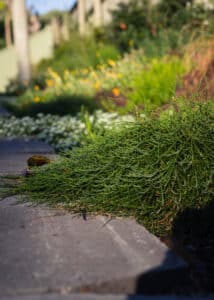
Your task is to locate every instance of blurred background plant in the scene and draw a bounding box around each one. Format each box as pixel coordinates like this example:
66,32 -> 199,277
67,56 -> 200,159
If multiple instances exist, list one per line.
35,32 -> 120,77
1,0 -> 214,122
106,0 -> 214,53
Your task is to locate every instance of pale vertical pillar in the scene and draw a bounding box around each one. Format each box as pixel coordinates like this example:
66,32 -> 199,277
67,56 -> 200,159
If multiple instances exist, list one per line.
93,0 -> 102,27
78,0 -> 86,35
4,0 -> 12,47
4,10 -> 12,47
11,0 -> 31,82
62,13 -> 70,41
51,17 -> 61,46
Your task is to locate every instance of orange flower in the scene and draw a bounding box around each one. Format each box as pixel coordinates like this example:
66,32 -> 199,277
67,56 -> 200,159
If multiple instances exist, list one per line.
119,22 -> 127,30
112,87 -> 120,97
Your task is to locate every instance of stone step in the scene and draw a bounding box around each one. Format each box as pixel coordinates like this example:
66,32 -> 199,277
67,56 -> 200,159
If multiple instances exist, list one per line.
0,138 -> 55,175
0,139 -> 54,154
0,197 -> 187,297
0,138 -> 190,297
1,293 -> 213,300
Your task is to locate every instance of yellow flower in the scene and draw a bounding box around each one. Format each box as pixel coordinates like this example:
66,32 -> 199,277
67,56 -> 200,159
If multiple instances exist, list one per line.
46,79 -> 54,87
34,85 -> 40,91
64,70 -> 70,77
93,81 -> 101,90
48,69 -> 60,80
112,87 -> 120,97
108,59 -> 116,67
91,71 -> 98,78
34,96 -> 41,103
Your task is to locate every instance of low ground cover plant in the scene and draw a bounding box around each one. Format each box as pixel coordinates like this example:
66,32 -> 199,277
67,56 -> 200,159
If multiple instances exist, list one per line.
18,102 -> 214,236
0,111 -> 134,151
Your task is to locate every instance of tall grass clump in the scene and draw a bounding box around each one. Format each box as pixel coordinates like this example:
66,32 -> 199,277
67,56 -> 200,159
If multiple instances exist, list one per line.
19,102 -> 214,235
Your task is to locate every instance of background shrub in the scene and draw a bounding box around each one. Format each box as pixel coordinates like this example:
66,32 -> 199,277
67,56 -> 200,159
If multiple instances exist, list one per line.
4,93 -> 98,117
36,33 -> 120,76
106,0 -> 214,53
128,57 -> 185,110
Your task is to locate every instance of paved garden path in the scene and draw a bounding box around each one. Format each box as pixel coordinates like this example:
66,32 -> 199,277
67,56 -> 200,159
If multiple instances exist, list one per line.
0,100 -> 207,300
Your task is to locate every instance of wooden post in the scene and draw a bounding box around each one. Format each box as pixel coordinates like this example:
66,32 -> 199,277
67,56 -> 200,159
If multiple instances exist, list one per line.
93,0 -> 102,27
11,0 -> 31,83
78,0 -> 86,35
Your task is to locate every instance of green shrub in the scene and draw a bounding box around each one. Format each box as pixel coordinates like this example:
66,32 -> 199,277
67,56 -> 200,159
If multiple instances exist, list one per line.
107,0 -> 153,52
128,57 -> 185,110
4,93 -> 98,117
36,33 -> 119,76
156,0 -> 213,30
106,0 -> 214,53
140,29 -> 192,58
19,102 -> 214,236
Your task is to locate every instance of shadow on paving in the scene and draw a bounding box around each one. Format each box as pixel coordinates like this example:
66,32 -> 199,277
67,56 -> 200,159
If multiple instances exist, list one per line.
134,200 -> 214,295
171,201 -> 214,293
1,196 -> 214,296
0,196 -> 187,298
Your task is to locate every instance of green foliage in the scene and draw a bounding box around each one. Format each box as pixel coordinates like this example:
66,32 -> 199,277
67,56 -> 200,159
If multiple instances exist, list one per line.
18,102 -> 214,236
36,33 -> 119,76
140,29 -> 192,58
4,93 -> 98,117
106,0 -> 214,53
128,57 -> 185,110
6,74 -> 47,96
6,51 -> 187,117
156,0 -> 213,29
107,0 -> 154,52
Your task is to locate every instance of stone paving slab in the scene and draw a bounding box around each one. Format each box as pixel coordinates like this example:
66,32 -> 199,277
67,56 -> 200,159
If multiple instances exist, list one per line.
0,139 -> 55,175
0,137 -> 189,297
0,139 -> 54,154
1,293 -> 213,300
0,197 -> 187,297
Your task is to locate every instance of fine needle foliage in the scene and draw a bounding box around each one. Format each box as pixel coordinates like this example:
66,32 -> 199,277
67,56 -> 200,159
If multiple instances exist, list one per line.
18,102 -> 214,236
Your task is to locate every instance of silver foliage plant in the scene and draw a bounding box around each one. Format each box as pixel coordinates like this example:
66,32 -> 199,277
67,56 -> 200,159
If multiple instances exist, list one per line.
0,111 -> 134,151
